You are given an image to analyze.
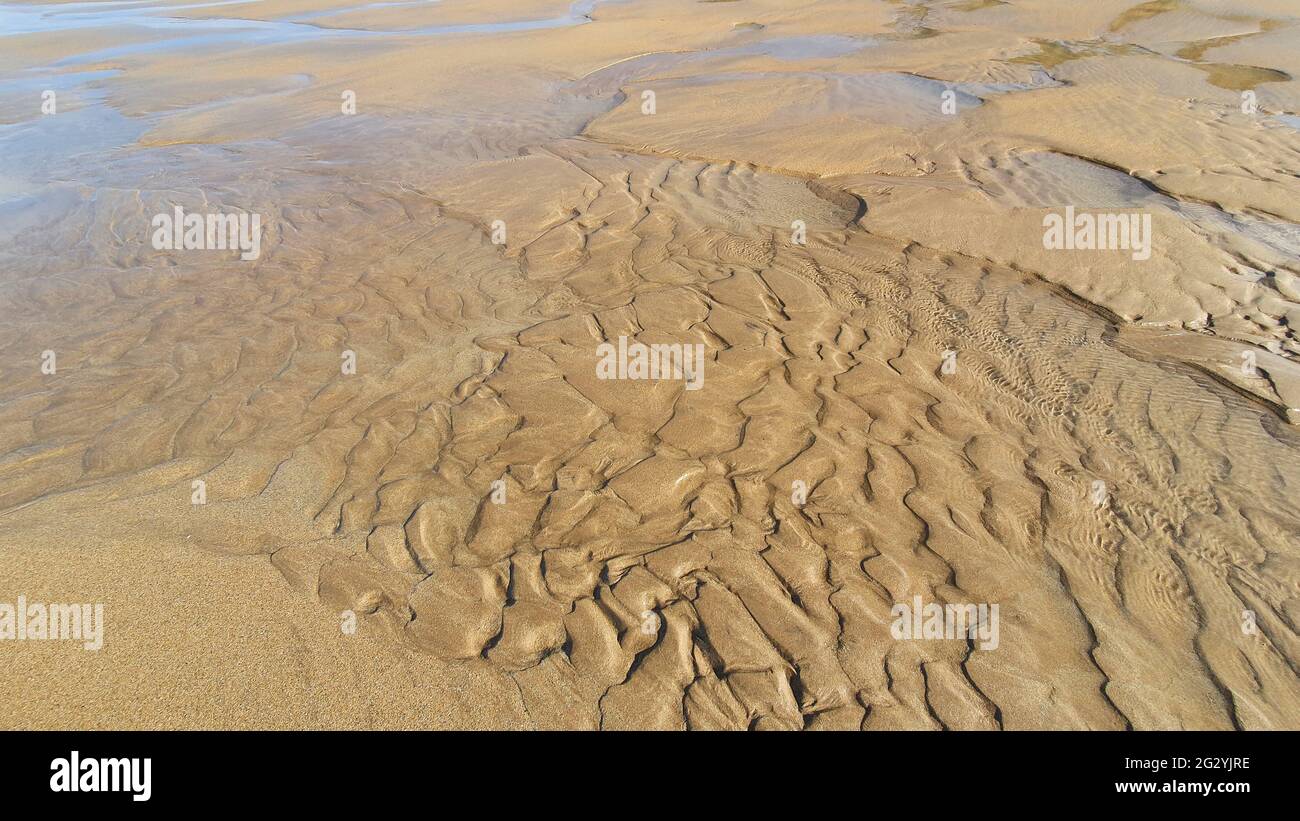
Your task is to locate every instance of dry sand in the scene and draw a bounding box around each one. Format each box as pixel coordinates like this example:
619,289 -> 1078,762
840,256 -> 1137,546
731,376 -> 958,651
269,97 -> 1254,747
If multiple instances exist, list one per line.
0,0 -> 1298,729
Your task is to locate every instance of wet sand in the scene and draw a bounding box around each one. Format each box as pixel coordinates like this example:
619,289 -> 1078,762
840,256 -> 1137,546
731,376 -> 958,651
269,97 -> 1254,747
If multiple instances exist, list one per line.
1,0 -> 1298,729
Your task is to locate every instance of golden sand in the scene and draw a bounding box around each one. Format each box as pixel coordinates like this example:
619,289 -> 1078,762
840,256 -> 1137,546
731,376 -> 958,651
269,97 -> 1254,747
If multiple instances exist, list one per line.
0,0 -> 1297,729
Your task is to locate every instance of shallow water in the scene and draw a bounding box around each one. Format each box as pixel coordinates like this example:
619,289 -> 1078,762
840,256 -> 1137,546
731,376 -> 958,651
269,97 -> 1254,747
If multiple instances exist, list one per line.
0,0 -> 609,65
1271,113 -> 1300,131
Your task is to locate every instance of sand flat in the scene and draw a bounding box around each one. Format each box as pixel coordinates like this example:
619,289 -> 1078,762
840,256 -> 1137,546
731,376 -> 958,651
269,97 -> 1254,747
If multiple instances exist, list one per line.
0,0 -> 1297,730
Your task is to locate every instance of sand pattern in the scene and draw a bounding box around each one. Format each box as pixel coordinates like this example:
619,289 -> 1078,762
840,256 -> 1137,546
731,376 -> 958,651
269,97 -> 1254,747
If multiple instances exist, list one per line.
1,0 -> 1298,729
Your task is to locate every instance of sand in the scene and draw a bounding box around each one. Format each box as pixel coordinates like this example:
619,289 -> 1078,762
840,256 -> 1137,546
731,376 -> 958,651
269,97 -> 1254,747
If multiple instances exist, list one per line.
0,0 -> 1297,730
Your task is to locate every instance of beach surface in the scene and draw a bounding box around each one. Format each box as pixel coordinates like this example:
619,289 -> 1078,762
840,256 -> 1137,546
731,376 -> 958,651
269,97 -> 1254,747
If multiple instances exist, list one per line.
1,0 -> 1298,729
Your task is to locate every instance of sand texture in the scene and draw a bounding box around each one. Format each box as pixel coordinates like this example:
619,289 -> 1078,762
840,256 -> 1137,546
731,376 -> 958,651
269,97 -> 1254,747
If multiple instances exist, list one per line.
0,0 -> 1298,730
